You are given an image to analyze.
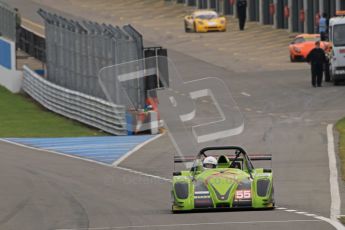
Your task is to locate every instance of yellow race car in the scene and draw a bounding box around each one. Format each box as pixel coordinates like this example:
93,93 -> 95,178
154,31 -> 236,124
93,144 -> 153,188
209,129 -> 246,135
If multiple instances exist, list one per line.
184,10 -> 227,33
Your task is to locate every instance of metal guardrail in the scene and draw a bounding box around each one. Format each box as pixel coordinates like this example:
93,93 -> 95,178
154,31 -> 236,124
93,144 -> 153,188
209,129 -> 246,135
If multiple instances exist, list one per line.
0,0 -> 16,41
22,65 -> 127,135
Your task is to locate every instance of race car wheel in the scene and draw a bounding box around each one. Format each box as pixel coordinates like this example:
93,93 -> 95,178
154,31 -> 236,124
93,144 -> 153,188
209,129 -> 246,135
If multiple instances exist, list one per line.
184,21 -> 189,32
290,55 -> 295,62
171,205 -> 182,214
193,22 -> 197,33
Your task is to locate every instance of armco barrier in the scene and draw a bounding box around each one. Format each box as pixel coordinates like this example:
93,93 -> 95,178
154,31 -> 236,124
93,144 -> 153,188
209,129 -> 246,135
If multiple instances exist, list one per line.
22,65 -> 127,135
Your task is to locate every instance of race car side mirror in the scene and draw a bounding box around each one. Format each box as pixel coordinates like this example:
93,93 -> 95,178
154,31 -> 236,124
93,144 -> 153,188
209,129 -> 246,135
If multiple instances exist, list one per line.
173,171 -> 182,176
263,168 -> 272,173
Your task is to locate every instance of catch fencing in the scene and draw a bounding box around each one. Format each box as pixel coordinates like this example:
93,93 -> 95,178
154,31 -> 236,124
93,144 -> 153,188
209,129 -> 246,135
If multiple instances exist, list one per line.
0,0 -> 16,41
37,9 -> 145,109
18,26 -> 45,62
22,65 -> 127,135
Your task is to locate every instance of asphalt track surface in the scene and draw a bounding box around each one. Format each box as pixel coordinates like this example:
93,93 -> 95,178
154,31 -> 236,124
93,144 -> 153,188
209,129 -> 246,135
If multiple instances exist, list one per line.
1,0 -> 345,229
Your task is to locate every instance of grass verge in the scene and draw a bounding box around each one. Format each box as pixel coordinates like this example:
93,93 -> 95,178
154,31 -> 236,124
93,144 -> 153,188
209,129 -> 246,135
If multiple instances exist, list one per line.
335,117 -> 345,181
0,86 -> 108,137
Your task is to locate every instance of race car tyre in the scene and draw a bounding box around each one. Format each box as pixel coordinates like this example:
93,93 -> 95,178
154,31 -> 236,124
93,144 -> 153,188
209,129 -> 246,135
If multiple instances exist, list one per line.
193,22 -> 197,33
290,55 -> 295,62
171,205 -> 182,214
184,22 -> 189,32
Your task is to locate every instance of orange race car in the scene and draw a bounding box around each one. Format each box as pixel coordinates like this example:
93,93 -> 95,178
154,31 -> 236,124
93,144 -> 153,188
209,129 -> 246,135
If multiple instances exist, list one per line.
289,34 -> 330,62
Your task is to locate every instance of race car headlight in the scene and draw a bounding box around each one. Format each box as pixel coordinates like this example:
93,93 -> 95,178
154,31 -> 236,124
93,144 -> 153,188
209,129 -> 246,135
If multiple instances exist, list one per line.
257,179 -> 270,197
174,182 -> 189,199
293,47 -> 301,53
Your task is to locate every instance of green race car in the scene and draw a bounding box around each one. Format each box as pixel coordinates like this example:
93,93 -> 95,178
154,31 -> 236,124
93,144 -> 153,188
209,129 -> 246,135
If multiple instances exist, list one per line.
171,146 -> 275,212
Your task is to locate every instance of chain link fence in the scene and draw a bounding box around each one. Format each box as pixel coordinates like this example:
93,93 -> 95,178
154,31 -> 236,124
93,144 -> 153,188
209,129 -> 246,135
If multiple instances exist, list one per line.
37,9 -> 145,108
0,0 -> 16,41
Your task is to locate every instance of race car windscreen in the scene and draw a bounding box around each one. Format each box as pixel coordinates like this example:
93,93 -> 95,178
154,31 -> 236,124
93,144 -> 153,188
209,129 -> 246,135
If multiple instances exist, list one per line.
303,37 -> 320,42
333,24 -> 345,47
195,13 -> 218,20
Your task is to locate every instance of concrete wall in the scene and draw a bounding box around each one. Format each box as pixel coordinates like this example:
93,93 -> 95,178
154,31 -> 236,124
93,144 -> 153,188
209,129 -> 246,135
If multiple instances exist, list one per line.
0,65 -> 23,93
177,0 -> 345,33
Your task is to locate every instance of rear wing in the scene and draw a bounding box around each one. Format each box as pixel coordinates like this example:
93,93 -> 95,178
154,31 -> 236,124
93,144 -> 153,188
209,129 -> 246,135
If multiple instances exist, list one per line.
174,154 -> 272,163
174,156 -> 195,163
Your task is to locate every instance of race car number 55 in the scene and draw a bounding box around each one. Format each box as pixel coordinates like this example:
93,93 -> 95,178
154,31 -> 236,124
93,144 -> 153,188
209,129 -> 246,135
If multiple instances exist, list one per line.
235,190 -> 251,199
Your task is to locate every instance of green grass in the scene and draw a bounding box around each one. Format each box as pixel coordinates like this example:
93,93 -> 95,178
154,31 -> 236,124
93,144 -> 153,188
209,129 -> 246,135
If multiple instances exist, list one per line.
336,117 -> 345,181
0,86 -> 108,137
339,216 -> 345,225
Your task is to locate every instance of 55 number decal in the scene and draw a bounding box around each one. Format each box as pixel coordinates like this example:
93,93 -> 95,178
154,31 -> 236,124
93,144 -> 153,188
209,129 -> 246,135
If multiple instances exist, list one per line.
235,190 -> 251,199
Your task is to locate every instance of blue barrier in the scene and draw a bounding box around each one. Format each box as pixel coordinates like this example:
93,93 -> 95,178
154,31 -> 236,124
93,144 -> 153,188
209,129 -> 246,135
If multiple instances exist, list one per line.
126,112 -> 134,135
34,69 -> 45,76
0,38 -> 11,70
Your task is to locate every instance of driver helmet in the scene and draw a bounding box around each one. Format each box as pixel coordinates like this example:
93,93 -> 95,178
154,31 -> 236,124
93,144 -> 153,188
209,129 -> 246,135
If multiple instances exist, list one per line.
203,156 -> 217,169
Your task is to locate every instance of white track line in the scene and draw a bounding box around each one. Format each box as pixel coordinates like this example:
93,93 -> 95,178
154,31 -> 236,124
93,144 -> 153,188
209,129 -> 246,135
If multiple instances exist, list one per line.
304,213 -> 317,217
240,92 -> 251,97
55,219 -> 322,230
327,124 -> 341,221
112,133 -> 163,166
277,208 -> 344,229
296,212 -> 307,214
316,216 -> 345,230
115,166 -> 171,182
